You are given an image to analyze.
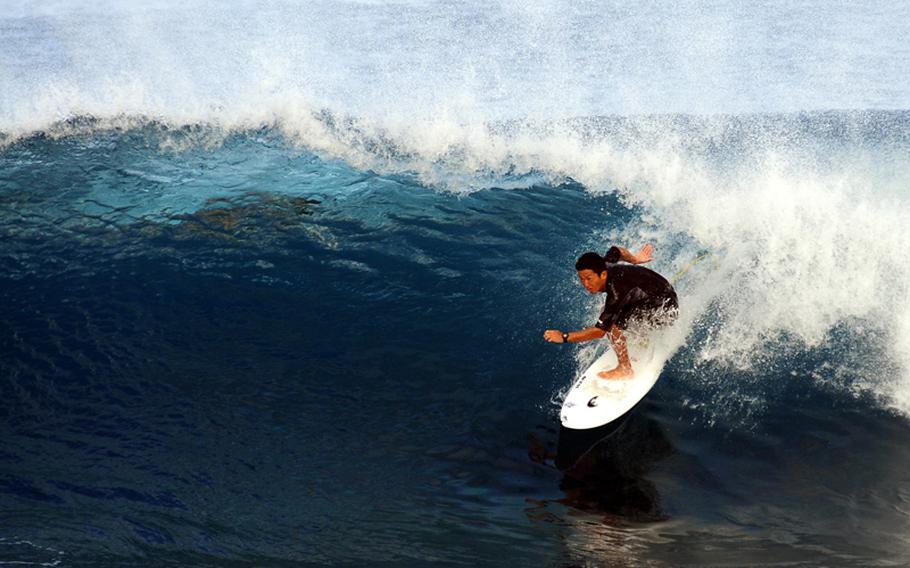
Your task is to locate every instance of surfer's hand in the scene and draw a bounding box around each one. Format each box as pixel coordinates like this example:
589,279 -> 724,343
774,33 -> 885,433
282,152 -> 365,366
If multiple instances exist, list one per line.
634,244 -> 654,264
543,330 -> 564,343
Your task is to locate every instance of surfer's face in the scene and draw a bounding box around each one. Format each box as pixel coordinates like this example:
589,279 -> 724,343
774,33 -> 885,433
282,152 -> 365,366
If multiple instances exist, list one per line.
577,269 -> 607,294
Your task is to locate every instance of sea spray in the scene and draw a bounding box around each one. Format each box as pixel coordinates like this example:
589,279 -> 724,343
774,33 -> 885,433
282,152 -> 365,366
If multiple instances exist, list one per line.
3,0 -> 908,136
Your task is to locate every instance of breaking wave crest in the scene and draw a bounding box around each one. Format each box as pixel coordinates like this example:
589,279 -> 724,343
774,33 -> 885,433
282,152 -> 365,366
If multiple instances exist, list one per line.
2,0 -> 909,419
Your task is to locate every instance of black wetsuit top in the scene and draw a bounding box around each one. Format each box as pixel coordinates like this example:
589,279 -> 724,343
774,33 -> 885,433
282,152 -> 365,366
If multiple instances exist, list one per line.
594,247 -> 678,331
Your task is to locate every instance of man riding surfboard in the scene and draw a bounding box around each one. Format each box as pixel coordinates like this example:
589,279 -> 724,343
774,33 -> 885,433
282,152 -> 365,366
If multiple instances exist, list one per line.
544,244 -> 678,380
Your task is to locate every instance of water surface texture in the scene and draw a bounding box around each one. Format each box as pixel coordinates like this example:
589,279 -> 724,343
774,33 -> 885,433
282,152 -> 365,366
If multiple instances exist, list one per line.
2,2 -> 910,566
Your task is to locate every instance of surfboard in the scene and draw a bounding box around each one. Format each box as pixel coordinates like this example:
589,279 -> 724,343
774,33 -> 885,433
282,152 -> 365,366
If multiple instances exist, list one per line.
560,336 -> 671,431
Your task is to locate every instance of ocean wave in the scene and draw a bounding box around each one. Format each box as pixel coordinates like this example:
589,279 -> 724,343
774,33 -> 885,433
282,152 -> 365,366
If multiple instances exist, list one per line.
4,109 -> 910,418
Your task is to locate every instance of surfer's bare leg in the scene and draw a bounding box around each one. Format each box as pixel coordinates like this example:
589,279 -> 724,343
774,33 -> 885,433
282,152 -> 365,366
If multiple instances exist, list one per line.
597,325 -> 634,380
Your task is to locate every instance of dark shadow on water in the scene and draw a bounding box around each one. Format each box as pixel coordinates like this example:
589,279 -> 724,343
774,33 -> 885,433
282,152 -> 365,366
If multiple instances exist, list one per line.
530,409 -> 674,523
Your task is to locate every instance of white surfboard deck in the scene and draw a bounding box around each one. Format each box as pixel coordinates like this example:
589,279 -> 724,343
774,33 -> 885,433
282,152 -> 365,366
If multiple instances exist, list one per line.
560,336 -> 672,430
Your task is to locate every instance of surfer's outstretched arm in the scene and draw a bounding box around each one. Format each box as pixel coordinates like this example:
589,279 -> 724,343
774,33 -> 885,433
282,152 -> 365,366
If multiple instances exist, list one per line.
543,327 -> 606,344
611,244 -> 653,265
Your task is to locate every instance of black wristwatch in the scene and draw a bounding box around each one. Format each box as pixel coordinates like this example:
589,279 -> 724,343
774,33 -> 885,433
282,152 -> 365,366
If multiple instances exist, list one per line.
562,332 -> 570,344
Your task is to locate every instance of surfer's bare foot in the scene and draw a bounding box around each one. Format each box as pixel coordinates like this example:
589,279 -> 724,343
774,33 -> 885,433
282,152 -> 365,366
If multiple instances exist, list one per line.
597,366 -> 634,380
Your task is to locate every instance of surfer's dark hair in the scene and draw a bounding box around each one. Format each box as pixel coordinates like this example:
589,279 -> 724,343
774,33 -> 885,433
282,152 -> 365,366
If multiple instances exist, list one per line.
575,252 -> 606,273
576,247 -> 621,273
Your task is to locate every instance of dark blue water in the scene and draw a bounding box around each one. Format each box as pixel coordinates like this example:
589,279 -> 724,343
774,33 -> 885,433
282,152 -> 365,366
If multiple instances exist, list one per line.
3,123 -> 910,566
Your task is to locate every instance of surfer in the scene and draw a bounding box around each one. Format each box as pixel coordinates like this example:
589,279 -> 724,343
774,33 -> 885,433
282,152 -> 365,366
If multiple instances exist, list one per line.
544,244 -> 678,380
